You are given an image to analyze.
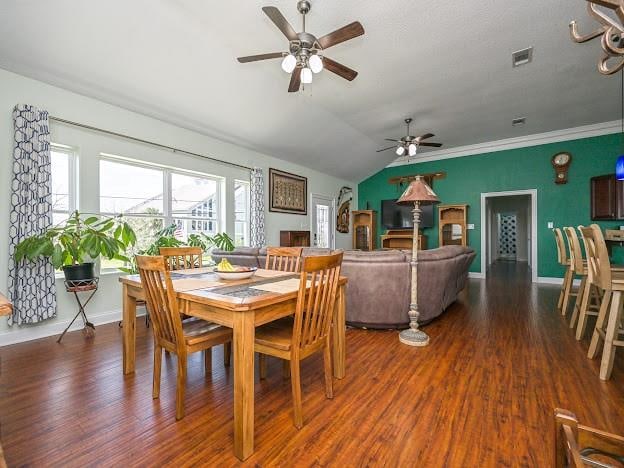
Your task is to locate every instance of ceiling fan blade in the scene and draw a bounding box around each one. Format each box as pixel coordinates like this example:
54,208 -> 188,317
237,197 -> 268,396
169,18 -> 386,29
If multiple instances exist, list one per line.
262,6 -> 298,41
418,142 -> 443,148
384,138 -> 399,143
376,146 -> 397,153
318,21 -> 365,49
237,52 -> 284,63
415,133 -> 435,141
323,57 -> 358,81
288,69 -> 301,93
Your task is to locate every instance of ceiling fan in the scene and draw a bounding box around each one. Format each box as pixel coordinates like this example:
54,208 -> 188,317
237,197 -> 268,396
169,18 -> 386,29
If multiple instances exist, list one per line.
237,1 -> 364,92
377,118 -> 443,158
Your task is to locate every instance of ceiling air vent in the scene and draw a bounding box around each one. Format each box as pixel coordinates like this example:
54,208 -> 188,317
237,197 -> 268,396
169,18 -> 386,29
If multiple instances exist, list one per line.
512,117 -> 526,126
512,47 -> 533,67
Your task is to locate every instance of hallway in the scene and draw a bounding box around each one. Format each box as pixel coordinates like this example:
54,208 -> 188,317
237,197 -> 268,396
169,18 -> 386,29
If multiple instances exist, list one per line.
1,265 -> 624,466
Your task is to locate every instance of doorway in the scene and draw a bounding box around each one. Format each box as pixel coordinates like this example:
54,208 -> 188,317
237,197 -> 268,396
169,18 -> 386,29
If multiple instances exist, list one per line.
481,190 -> 537,282
310,194 -> 335,249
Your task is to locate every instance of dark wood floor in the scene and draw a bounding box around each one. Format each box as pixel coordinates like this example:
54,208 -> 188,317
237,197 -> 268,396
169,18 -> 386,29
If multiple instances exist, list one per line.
2,262 -> 624,466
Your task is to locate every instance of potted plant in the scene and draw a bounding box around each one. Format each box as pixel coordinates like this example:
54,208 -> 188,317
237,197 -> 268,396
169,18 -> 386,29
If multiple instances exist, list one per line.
14,211 -> 137,282
119,224 -> 235,274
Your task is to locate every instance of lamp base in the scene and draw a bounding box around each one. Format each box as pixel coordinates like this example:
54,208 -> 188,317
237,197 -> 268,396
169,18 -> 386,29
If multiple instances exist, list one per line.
399,328 -> 430,347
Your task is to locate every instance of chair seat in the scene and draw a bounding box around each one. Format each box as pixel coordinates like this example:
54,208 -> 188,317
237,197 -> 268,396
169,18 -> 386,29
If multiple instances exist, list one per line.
183,318 -> 232,346
255,319 -> 294,351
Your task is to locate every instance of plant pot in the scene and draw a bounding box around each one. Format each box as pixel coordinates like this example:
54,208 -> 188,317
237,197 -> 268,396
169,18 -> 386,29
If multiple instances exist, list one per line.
62,263 -> 95,282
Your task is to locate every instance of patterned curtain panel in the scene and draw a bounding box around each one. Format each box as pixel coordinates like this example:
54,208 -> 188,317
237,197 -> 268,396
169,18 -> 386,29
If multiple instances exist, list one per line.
7,104 -> 57,325
249,168 -> 266,248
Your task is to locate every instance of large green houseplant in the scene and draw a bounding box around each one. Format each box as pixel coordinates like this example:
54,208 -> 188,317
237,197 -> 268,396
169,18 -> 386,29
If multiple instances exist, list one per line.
14,211 -> 137,281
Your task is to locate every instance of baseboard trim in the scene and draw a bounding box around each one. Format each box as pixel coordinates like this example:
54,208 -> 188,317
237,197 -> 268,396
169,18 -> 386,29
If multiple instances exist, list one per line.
0,306 -> 146,347
468,272 -> 485,279
537,276 -> 582,286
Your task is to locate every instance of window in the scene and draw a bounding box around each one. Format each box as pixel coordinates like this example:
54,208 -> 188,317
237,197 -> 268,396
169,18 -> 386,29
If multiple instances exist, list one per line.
50,145 -> 77,226
99,156 -> 223,270
234,180 -> 250,246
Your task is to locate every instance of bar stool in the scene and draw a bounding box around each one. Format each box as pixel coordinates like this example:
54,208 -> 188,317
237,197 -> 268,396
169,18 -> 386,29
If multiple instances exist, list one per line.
563,227 -> 600,336
581,224 -> 624,380
553,228 -> 573,315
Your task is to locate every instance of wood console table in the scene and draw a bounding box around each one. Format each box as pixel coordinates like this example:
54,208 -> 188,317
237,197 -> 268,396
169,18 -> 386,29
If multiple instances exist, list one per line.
381,230 -> 428,250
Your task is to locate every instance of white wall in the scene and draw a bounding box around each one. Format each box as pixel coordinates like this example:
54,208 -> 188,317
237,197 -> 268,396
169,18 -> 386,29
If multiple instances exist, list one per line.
0,68 -> 357,344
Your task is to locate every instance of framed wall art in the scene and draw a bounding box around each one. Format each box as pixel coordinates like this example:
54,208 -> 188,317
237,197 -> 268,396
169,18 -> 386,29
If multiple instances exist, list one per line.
269,168 -> 307,215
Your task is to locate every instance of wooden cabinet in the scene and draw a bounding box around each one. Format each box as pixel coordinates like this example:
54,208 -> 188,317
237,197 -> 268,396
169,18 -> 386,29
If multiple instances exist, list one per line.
590,174 -> 624,220
438,204 -> 468,247
381,230 -> 428,250
352,210 -> 376,251
280,230 -> 310,247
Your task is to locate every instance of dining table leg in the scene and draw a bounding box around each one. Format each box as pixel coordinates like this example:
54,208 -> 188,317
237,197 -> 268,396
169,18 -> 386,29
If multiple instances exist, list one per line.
122,284 -> 137,375
233,311 -> 255,461
332,283 -> 346,379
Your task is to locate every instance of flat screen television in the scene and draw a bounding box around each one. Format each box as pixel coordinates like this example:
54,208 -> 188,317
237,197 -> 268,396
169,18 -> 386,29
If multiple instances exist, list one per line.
381,199 -> 434,229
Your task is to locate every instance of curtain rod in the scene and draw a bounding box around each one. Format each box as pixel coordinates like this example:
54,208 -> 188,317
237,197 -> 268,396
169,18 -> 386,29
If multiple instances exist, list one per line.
49,116 -> 253,171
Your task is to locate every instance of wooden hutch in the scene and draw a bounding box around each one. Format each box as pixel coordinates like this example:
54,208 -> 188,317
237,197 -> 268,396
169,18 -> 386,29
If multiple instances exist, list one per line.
438,204 -> 468,247
352,210 -> 376,251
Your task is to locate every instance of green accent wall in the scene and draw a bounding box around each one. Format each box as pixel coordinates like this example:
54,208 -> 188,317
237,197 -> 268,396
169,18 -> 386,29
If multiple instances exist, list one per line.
358,133 -> 623,278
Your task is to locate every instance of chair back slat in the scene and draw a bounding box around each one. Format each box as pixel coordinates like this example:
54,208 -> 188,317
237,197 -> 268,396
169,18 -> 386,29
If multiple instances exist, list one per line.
553,228 -> 569,266
292,253 -> 343,353
265,247 -> 303,272
563,227 -> 584,275
159,246 -> 203,271
578,225 -> 612,291
137,255 -> 184,349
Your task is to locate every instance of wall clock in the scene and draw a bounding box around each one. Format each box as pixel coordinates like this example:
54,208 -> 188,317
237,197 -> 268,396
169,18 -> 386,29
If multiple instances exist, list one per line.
551,152 -> 572,184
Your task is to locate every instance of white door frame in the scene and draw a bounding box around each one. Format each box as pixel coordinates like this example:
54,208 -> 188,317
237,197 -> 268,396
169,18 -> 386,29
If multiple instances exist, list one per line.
310,193 -> 336,249
480,189 -> 538,283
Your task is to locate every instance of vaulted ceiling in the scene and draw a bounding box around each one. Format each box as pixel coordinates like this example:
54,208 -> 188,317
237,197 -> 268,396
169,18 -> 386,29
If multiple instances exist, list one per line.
0,1 -> 619,181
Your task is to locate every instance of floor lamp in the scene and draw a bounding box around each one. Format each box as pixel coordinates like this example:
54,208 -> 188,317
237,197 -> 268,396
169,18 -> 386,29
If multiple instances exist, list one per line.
397,176 -> 440,347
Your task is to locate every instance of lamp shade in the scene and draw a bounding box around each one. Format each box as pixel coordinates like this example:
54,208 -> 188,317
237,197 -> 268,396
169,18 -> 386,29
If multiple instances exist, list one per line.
397,176 -> 440,205
617,155 -> 624,180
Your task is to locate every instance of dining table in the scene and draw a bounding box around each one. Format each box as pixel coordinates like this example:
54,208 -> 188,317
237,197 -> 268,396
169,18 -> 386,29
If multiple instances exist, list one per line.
118,267 -> 347,461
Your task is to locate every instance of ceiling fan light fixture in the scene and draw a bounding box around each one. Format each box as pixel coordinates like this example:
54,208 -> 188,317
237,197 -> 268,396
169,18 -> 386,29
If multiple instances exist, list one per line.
309,54 -> 323,73
301,67 -> 313,84
396,146 -> 405,156
408,143 -> 417,156
281,54 -> 297,73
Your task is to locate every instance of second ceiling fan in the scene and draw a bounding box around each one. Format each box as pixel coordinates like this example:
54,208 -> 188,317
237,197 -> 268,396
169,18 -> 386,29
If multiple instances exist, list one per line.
237,1 -> 364,92
377,118 -> 443,157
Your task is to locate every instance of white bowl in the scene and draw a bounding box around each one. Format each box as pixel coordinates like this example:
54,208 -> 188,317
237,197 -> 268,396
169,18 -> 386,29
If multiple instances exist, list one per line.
214,267 -> 257,281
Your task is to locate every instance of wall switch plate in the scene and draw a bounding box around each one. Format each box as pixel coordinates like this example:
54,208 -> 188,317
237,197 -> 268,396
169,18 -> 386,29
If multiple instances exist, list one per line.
467,224 -> 475,230
547,222 -> 554,229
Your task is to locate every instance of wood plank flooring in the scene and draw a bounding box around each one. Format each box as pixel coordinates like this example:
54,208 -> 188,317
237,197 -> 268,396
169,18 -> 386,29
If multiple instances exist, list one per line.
2,262 -> 624,466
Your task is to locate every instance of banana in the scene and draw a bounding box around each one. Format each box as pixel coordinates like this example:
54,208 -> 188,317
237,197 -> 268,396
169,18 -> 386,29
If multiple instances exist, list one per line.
218,259 -> 235,272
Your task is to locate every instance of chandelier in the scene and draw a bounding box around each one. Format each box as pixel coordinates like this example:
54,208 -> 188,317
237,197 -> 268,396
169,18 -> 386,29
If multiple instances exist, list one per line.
570,0 -> 624,75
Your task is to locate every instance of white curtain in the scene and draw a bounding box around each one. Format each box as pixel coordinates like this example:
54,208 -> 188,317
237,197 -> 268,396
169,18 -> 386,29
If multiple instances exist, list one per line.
7,104 -> 57,325
250,168 -> 266,247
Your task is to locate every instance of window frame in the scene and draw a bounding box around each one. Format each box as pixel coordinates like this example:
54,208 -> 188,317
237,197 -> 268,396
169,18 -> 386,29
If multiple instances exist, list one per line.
98,154 -> 225,272
234,179 -> 251,247
50,143 -> 79,221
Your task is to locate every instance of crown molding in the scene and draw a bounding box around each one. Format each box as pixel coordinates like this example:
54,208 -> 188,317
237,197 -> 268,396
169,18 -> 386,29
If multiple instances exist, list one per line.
387,120 -> 620,168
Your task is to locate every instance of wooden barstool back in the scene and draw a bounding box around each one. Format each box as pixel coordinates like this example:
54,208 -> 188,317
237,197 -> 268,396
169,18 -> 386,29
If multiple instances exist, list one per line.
563,227 -> 584,276
159,246 -> 203,271
265,247 -> 303,272
554,228 -> 569,267
578,225 -> 610,291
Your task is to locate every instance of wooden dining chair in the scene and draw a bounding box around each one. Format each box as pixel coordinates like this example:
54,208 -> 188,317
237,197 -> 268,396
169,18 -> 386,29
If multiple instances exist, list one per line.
555,408 -> 624,467
255,252 -> 343,429
137,255 -> 233,420
581,225 -> 624,380
265,246 -> 304,272
159,246 -> 203,271
563,226 -> 601,337
554,228 -> 573,315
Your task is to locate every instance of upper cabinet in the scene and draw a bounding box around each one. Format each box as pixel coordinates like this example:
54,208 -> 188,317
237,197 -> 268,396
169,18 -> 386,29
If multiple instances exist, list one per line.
590,174 -> 624,220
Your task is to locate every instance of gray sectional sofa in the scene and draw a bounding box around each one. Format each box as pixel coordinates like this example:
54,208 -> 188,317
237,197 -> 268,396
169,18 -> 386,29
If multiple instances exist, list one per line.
211,246 -> 476,329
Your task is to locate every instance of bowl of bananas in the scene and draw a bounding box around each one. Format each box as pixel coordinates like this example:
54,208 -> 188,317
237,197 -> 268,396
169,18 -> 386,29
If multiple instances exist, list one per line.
215,259 -> 257,280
